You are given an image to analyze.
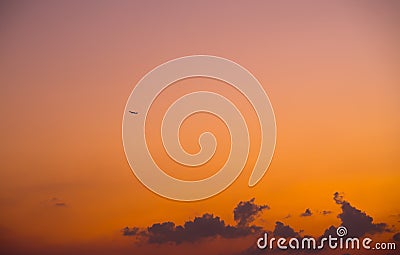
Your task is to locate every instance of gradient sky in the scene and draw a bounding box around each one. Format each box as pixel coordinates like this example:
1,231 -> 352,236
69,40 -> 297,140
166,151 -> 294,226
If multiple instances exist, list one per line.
0,1 -> 399,254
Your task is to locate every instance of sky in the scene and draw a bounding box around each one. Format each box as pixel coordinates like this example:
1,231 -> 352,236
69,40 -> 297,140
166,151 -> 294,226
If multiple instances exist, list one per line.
0,1 -> 399,254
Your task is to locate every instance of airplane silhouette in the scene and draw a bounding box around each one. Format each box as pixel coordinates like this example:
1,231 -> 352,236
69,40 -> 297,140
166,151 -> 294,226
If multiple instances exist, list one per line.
129,111 -> 139,114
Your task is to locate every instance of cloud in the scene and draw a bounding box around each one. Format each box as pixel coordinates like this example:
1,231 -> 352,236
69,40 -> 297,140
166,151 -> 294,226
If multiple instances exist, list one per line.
393,232 -> 400,242
123,193 -> 394,252
333,192 -> 345,204
323,192 -> 389,237
236,193 -> 394,255
300,208 -> 313,217
339,202 -> 388,236
123,199 -> 268,244
146,214 -> 260,244
273,221 -> 300,238
122,227 -> 139,236
234,198 -> 269,227
236,245 -> 264,255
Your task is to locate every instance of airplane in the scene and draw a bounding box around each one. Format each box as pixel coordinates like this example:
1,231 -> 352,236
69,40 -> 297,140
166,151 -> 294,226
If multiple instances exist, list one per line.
129,111 -> 139,114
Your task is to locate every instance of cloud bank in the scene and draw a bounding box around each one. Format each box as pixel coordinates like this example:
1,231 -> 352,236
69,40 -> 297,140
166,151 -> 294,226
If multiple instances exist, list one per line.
123,198 -> 269,244
123,192 -> 394,253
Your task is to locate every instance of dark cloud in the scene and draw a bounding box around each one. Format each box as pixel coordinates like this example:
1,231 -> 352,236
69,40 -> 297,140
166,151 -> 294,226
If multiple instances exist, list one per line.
283,214 -> 291,219
236,244 -> 264,255
322,225 -> 338,238
147,214 -> 260,244
300,208 -> 312,217
123,199 -> 268,244
393,232 -> 400,242
235,226 -> 301,255
273,221 -> 300,238
234,198 -> 269,227
338,203 -> 388,237
123,193 -> 394,252
122,227 -> 139,236
333,192 -> 344,204
237,193 -> 394,255
323,192 -> 389,238
321,210 -> 332,215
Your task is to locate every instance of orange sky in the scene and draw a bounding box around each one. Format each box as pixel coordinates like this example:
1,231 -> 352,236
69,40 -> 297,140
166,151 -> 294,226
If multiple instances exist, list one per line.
0,1 -> 399,254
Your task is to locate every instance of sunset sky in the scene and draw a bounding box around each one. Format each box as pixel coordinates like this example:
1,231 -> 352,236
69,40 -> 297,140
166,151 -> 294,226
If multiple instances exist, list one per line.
0,1 -> 399,254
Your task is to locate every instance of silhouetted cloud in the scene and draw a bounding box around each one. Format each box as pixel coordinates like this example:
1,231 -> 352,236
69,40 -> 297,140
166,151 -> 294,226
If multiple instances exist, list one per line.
123,193 -> 395,252
146,214 -> 260,244
333,192 -> 344,204
321,210 -> 332,215
273,221 -> 300,238
123,199 -> 268,244
393,232 -> 400,242
323,192 -> 389,238
234,198 -> 269,227
236,193 -> 395,255
321,225 -> 338,238
300,208 -> 313,217
122,227 -> 139,236
236,244 -> 264,255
